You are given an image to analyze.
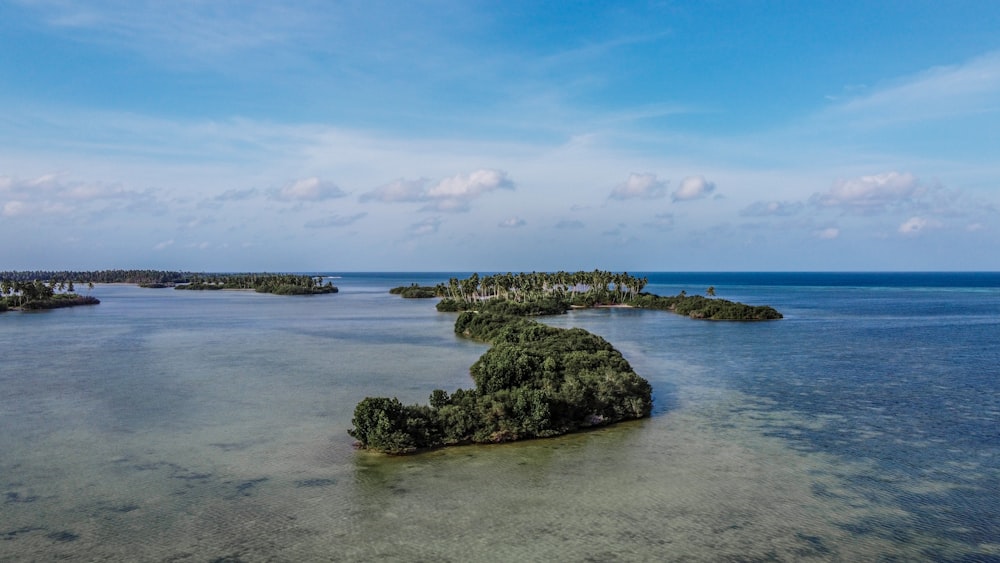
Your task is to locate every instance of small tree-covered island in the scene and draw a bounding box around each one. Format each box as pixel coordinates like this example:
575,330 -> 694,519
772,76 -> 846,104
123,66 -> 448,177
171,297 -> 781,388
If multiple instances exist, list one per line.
392,270 -> 783,320
0,278 -> 99,312
0,270 -> 338,310
350,311 -> 653,454
356,272 -> 781,454
173,273 -> 338,295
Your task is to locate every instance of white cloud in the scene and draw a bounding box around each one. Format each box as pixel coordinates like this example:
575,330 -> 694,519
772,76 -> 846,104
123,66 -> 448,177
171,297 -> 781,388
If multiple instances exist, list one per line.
609,173 -> 668,200
359,178 -> 428,203
810,172 -> 919,214
815,227 -> 840,240
741,200 -> 804,217
966,222 -> 984,232
2,200 -> 30,217
498,216 -> 526,228
409,217 -> 442,236
153,239 -> 175,250
271,177 -> 346,202
178,216 -> 216,230
672,175 -> 715,202
360,169 -> 514,213
898,216 -> 939,235
304,213 -> 368,229
427,169 -> 513,198
0,173 -> 150,216
65,182 -> 131,201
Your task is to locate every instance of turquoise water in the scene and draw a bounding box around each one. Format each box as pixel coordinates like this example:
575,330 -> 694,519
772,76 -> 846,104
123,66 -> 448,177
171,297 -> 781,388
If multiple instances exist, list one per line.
1,273 -> 998,561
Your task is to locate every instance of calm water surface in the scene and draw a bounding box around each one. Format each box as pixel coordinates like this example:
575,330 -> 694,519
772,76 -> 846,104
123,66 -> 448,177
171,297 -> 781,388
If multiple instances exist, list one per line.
1,273 -> 998,561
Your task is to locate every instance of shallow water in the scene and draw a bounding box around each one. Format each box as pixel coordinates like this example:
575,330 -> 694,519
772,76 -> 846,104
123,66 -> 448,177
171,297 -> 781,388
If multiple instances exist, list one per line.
1,273 -> 998,561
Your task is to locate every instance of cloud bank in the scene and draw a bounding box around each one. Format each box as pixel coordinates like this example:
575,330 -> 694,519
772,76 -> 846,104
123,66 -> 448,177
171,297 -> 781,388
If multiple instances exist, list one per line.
271,177 -> 346,202
361,169 -> 514,213
672,176 -> 716,202
810,172 -> 919,214
609,173 -> 668,200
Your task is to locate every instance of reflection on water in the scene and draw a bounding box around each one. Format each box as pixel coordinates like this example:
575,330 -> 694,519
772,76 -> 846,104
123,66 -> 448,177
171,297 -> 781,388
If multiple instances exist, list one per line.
1,276 -> 998,561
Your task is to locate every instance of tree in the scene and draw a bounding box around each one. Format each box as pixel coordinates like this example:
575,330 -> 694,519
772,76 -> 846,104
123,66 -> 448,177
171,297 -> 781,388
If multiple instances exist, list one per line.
706,286 -> 716,297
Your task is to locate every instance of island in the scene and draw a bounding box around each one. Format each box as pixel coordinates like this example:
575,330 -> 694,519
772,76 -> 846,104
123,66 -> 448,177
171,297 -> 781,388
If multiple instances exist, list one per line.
1,270 -> 339,298
0,278 -> 99,312
391,270 -> 783,321
349,311 -> 653,454
388,284 -> 440,298
175,274 -> 338,294
358,271 -> 782,454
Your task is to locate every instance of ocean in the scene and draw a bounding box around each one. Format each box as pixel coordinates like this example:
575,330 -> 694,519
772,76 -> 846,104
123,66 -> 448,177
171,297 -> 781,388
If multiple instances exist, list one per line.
1,272 -> 998,561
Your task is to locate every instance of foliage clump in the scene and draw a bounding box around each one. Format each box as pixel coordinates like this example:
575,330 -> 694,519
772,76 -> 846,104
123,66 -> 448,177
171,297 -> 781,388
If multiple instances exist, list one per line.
349,312 -> 653,454
19,294 -> 100,310
424,270 -> 781,321
629,293 -> 782,320
176,274 -> 338,294
0,278 -> 98,311
389,284 -> 440,298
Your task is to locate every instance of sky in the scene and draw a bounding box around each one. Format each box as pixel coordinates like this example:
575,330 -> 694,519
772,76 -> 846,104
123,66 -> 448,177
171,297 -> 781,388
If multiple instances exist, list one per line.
2,1 -> 999,272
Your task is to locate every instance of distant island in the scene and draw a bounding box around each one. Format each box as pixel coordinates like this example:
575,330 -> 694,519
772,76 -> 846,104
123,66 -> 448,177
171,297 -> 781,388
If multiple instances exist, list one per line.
0,270 -> 338,299
392,270 -> 783,321
388,284 -> 439,298
0,278 -> 99,312
174,274 -> 338,295
349,311 -> 653,454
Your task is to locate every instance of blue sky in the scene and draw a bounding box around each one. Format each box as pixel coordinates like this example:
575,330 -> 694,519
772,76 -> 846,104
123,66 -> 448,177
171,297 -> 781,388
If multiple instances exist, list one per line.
2,1 -> 999,271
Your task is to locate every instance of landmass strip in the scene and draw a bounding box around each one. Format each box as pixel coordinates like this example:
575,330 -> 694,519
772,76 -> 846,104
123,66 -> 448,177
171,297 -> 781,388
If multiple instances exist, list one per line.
391,270 -> 783,321
0,270 -> 338,312
353,271 -> 782,455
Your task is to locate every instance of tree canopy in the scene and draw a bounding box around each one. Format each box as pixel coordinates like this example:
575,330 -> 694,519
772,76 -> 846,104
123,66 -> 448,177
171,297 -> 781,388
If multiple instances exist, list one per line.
428,270 -> 782,321
0,277 -> 99,311
175,274 -> 338,294
349,311 -> 653,454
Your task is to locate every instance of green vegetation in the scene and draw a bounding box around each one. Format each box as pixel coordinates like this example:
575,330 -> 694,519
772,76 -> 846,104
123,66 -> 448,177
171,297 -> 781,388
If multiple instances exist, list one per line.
389,284 -> 441,298
436,294 -> 570,316
352,270 -> 780,454
350,311 -> 653,454
629,292 -> 782,320
20,294 -> 101,310
430,270 -> 781,321
1,269 -> 194,285
434,271 -> 646,311
175,273 -> 338,294
1,270 -> 338,311
0,278 -> 99,311
1,270 -> 338,295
